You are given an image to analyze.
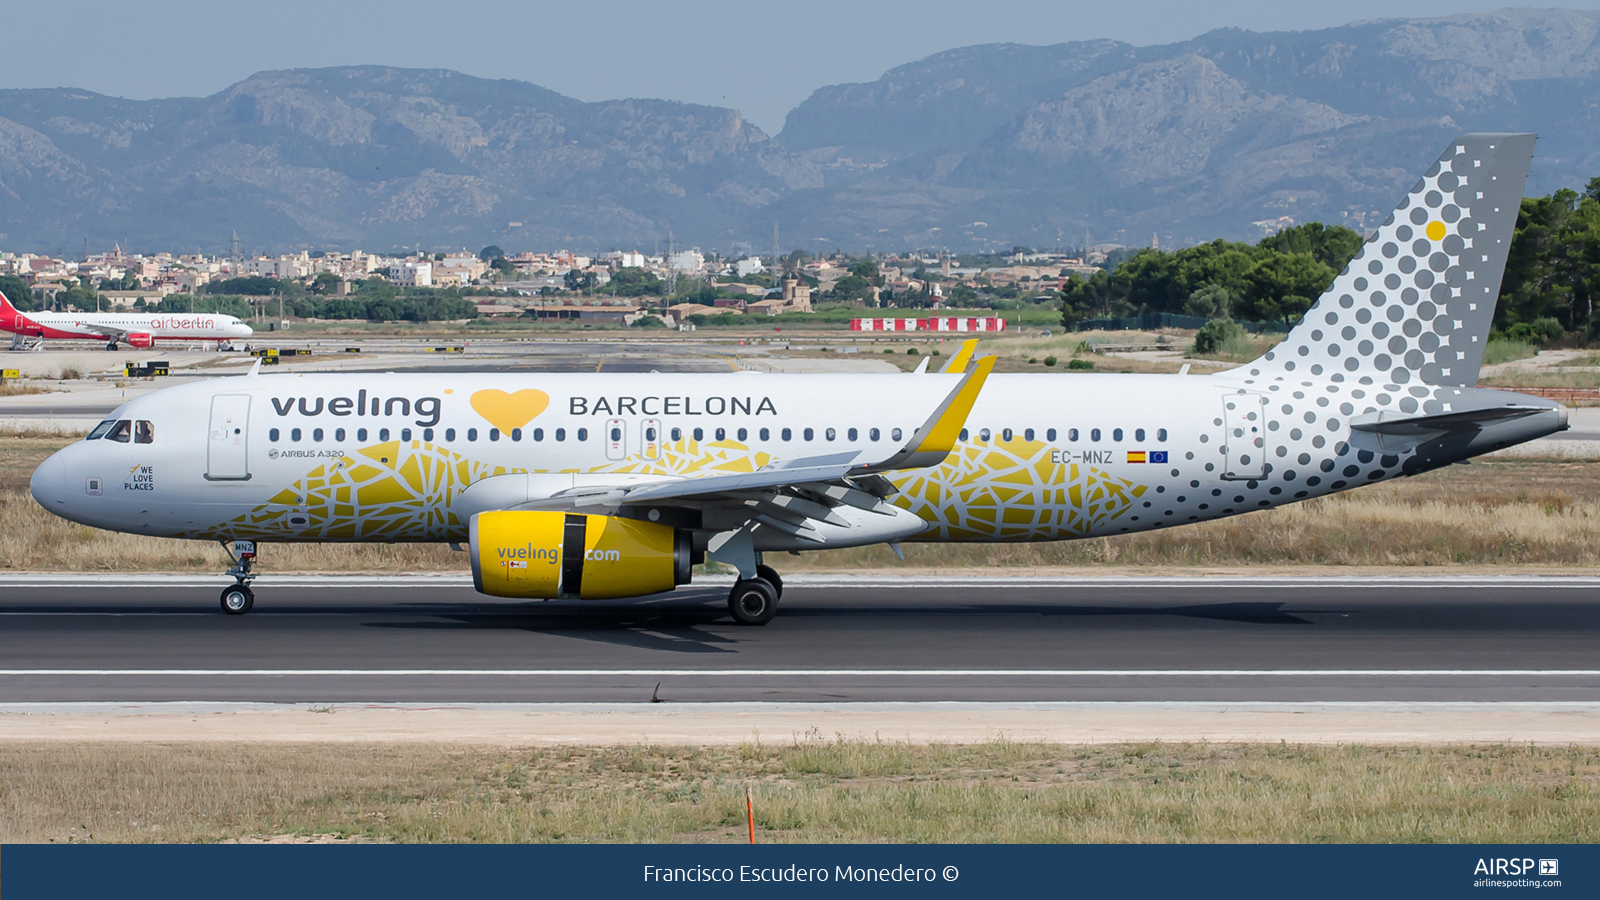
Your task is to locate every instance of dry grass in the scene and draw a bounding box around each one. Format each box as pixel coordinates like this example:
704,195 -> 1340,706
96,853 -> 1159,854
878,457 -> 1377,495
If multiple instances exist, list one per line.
6,435 -> 1600,572
0,741 -> 1594,844
0,382 -> 47,396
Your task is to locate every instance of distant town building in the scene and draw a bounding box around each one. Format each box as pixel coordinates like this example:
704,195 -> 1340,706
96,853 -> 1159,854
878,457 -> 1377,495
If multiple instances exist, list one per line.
390,261 -> 433,287
735,257 -> 764,277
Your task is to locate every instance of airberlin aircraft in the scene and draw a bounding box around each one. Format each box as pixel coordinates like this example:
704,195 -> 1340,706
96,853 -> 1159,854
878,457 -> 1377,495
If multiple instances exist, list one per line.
0,292 -> 253,349
29,134 -> 1568,625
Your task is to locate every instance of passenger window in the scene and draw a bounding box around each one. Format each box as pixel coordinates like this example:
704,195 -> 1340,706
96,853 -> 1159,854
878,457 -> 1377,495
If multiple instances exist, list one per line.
1001,428 -> 1013,441
1090,428 -> 1101,441
379,428 -> 391,441
269,428 -> 280,442
446,428 -> 456,441
848,428 -> 858,441
979,428 -> 991,441
869,428 -> 880,441
554,428 -> 565,442
1025,428 -> 1034,441
1047,428 -> 1057,441
1157,428 -> 1168,442
693,427 -> 704,441
715,427 -> 725,441
645,426 -> 656,441
291,427 -> 302,442
512,428 -> 522,441
401,428 -> 412,442
1113,428 -> 1123,442
106,420 -> 132,443
781,428 -> 792,441
134,420 -> 154,444
533,428 -> 543,441
1069,428 -> 1079,441
825,428 -> 836,441
313,428 -> 324,442
737,427 -> 748,441
759,427 -> 769,441
490,428 -> 501,442
1135,428 -> 1146,442
358,428 -> 368,441
960,428 -> 969,442
803,427 -> 814,441
467,428 -> 477,441
577,428 -> 588,441
335,428 -> 346,442
670,427 -> 681,441
892,428 -> 902,441
610,427 -> 621,442
423,428 -> 434,442
87,420 -> 115,440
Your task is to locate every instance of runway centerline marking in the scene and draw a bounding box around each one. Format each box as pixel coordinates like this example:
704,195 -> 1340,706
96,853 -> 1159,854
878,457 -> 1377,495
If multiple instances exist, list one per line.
2,669 -> 1598,677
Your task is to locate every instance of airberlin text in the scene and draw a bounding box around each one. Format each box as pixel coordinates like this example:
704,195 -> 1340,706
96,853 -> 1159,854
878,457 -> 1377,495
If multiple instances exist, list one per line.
571,396 -> 776,417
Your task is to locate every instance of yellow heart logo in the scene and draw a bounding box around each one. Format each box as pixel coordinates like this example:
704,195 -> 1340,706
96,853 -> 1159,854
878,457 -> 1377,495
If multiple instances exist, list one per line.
470,389 -> 550,433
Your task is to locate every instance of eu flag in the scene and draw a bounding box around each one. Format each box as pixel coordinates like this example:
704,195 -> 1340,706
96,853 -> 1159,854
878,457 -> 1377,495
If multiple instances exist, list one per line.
1150,451 -> 1169,463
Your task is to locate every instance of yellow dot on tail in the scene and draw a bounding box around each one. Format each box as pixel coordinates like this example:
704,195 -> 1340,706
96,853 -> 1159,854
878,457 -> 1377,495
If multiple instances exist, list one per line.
1426,221 -> 1446,241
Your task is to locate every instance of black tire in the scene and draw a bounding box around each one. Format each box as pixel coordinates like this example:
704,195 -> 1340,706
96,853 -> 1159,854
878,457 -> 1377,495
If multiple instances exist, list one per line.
755,564 -> 783,599
220,584 -> 254,615
727,578 -> 777,626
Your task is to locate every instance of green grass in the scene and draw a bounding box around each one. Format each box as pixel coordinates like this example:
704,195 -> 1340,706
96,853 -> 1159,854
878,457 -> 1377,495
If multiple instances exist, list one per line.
3,741 -> 1596,843
1483,337 -> 1538,366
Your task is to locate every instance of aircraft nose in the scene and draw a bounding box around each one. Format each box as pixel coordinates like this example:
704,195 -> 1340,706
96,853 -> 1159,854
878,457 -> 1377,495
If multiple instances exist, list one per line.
30,451 -> 65,511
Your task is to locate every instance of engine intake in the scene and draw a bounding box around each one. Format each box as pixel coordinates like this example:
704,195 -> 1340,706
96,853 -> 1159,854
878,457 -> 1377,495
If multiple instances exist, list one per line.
469,510 -> 691,599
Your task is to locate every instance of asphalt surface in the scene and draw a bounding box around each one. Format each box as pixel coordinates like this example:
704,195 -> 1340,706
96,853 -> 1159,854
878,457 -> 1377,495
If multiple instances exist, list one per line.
1,575 -> 1597,704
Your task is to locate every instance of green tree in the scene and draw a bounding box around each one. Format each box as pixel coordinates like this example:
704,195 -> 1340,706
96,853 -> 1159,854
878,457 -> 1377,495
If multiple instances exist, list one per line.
1240,253 -> 1332,326
311,272 -> 341,295
1184,284 -> 1232,318
1258,222 -> 1364,272
478,245 -> 506,262
0,275 -> 31,310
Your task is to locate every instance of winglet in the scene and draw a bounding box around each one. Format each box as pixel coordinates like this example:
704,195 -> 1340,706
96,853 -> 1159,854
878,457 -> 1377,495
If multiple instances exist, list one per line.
940,339 -> 978,373
856,354 -> 996,472
912,356 -> 930,374
246,357 -> 263,377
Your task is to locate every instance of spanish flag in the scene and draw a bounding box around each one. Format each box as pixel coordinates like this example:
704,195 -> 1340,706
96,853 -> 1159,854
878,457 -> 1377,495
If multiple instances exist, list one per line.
1127,451 -> 1147,464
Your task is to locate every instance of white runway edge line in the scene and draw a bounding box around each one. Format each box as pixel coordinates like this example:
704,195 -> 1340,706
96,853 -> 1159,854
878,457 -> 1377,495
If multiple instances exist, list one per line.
3,669 -> 1599,677
5,574 -> 1600,589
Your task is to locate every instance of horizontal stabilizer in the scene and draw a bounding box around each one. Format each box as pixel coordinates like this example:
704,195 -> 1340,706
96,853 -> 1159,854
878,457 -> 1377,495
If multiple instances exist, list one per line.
1350,405 -> 1549,436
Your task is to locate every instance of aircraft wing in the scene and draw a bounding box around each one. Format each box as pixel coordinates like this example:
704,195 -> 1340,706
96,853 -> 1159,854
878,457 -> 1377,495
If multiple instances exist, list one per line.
509,346 -> 994,517
65,319 -> 133,340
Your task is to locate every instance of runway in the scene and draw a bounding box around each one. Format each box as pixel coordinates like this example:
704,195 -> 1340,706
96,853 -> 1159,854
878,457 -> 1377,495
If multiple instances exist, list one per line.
1,574 -> 1597,704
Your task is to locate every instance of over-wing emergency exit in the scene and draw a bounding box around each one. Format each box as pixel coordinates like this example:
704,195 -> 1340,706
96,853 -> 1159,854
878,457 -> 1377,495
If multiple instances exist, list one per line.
28,134 -> 1567,625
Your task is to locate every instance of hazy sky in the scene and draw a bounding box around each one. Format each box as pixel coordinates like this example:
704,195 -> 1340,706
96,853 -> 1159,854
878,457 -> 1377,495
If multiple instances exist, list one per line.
6,1 -> 1596,134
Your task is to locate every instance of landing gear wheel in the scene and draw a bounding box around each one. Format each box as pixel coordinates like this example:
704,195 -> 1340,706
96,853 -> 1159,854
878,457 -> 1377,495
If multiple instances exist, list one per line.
755,564 -> 783,599
727,578 -> 777,626
220,584 -> 254,615
105,341 -> 118,351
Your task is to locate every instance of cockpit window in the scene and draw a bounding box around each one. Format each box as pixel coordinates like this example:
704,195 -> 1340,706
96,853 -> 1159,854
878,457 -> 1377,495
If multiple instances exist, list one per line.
134,420 -> 154,444
105,420 -> 132,443
86,420 -> 115,440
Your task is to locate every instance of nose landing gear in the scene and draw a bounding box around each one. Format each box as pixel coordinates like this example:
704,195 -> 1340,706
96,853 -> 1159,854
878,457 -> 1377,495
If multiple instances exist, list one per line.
220,539 -> 258,615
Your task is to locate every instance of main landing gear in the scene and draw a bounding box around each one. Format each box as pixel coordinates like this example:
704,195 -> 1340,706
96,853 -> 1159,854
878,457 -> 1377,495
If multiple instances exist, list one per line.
219,540 -> 258,615
728,565 -> 785,627
105,340 -> 119,351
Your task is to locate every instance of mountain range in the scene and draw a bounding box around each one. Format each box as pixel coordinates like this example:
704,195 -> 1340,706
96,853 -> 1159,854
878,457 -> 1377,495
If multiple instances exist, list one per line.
1,7 -> 1598,255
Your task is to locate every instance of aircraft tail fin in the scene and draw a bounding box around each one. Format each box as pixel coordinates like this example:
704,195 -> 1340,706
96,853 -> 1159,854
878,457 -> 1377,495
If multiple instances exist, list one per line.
1240,133 -> 1535,389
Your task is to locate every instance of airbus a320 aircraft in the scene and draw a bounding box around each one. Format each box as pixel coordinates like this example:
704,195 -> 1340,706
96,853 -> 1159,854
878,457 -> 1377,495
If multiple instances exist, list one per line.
29,134 -> 1567,625
0,292 -> 253,349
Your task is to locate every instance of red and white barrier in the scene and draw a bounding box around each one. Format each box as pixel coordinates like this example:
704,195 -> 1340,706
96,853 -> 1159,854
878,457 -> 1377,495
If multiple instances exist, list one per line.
849,317 -> 1007,332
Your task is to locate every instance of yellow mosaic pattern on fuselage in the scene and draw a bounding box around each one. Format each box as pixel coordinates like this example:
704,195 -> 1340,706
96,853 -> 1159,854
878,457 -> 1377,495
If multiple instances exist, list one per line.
196,440 -> 521,542
202,436 -> 1144,542
893,435 -> 1146,541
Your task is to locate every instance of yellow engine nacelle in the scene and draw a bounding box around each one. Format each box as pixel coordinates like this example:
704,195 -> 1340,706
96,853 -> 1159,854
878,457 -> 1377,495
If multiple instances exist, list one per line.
469,510 -> 692,600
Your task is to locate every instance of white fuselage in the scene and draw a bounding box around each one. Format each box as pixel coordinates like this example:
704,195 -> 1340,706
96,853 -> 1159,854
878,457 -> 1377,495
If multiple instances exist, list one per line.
4,310 -> 253,343
28,368 -> 1565,547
